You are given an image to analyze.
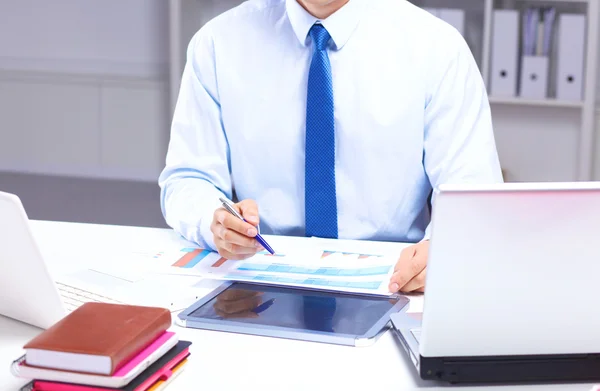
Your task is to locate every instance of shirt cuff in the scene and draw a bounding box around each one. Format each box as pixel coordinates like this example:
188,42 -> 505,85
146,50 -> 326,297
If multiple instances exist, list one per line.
198,218 -> 217,251
197,197 -> 222,251
422,223 -> 432,241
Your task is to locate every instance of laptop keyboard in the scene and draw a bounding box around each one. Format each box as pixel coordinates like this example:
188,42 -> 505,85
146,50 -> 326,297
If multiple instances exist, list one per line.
56,282 -> 125,312
411,328 -> 422,343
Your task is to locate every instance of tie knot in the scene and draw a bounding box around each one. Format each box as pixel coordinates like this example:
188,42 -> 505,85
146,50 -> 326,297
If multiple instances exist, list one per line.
309,24 -> 331,51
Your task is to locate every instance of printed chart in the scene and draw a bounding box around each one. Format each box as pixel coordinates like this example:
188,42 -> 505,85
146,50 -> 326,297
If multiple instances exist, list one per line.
163,247 -> 299,276
170,248 -> 227,269
164,247 -> 234,275
223,272 -> 384,291
320,250 -> 384,259
224,249 -> 395,295
257,250 -> 286,257
153,244 -> 396,295
236,263 -> 392,277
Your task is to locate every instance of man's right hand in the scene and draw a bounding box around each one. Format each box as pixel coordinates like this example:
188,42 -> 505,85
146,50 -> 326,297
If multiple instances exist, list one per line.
213,288 -> 264,319
211,199 -> 263,260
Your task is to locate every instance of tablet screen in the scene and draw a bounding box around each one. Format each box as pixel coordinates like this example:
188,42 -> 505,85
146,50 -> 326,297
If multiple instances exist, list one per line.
188,282 -> 400,335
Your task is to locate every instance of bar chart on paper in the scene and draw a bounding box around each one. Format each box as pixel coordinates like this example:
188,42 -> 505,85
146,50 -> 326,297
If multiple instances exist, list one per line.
167,247 -> 232,274
111,247 -> 233,276
236,263 -> 391,277
171,248 -> 214,268
257,250 -> 286,257
160,247 -> 306,277
224,249 -> 396,295
320,250 -> 384,260
154,246 -> 397,294
84,247 -> 225,282
223,272 -> 386,292
123,236 -> 402,295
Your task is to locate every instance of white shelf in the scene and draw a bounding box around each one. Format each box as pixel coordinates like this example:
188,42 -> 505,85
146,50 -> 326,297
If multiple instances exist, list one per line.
488,96 -> 584,108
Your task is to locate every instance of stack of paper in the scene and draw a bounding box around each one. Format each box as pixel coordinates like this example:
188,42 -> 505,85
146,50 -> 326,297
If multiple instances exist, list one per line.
120,237 -> 411,296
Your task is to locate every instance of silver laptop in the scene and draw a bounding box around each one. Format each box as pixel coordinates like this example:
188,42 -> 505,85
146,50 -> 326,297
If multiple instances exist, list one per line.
0,191 -> 200,329
390,182 -> 600,384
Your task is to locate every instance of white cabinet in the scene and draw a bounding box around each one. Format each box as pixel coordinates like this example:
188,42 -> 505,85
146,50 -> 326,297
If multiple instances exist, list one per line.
0,72 -> 168,182
0,76 -> 100,171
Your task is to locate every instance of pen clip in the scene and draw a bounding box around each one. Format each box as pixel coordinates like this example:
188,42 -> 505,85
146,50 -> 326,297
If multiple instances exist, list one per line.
219,197 -> 264,237
219,197 -> 244,220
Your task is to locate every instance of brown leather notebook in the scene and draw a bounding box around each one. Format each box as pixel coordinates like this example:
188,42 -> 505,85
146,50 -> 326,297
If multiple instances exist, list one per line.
23,302 -> 171,375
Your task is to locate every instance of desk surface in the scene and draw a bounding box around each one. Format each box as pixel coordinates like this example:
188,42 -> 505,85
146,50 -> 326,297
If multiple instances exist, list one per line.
1,220 -> 596,391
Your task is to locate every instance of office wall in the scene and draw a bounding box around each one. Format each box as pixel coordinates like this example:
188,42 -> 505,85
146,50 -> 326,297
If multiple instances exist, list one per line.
0,0 -> 168,77
0,72 -> 168,181
0,0 -> 169,182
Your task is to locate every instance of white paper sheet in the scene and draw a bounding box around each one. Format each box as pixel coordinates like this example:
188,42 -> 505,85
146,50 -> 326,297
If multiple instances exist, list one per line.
125,236 -> 412,296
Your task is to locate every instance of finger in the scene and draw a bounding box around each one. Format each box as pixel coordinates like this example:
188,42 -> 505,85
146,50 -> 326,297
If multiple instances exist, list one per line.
217,224 -> 260,254
214,295 -> 262,314
219,289 -> 263,301
215,237 -> 256,257
389,251 -> 426,293
210,216 -> 220,237
388,271 -> 403,293
388,261 -> 425,293
237,199 -> 260,226
394,245 -> 417,273
399,268 -> 426,293
388,245 -> 419,292
215,209 -> 258,237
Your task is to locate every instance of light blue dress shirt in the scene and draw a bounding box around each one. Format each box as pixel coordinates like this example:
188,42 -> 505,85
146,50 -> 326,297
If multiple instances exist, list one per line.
158,0 -> 503,251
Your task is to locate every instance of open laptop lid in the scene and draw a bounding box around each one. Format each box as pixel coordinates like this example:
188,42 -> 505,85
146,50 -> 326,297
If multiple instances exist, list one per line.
0,191 -> 65,329
420,182 -> 600,359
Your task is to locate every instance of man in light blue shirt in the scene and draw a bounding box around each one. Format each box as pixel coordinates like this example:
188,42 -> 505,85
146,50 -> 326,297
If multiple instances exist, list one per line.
159,0 -> 503,294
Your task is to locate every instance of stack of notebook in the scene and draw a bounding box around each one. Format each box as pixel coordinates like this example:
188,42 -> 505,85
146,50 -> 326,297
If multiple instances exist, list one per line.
11,302 -> 191,391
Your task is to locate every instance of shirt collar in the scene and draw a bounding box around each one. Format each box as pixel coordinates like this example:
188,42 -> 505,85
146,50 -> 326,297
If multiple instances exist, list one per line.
286,0 -> 365,50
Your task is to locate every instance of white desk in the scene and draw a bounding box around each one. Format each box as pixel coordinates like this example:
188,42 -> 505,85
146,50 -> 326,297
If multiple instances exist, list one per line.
1,220 -> 596,391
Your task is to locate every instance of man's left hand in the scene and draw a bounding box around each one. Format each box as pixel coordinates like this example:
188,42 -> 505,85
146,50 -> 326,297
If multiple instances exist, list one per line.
388,240 -> 429,293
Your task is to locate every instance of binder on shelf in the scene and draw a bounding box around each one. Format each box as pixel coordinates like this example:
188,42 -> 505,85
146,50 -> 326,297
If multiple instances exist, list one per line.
490,10 -> 519,97
556,13 -> 586,101
438,8 -> 465,36
518,7 -> 554,99
519,56 -> 549,99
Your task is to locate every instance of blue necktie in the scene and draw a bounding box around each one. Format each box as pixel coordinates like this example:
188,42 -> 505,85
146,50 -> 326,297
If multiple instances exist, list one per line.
305,24 -> 338,239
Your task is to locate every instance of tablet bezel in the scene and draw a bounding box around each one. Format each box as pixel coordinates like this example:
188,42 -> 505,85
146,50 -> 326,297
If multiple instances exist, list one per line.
176,281 -> 410,347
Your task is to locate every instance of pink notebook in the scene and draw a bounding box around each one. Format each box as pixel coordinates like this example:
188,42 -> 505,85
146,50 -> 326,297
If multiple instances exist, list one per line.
30,344 -> 190,391
14,332 -> 179,389
113,332 -> 176,377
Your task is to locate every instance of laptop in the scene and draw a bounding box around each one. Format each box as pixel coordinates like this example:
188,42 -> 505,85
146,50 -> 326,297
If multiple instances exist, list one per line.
0,190 -> 201,330
390,182 -> 600,384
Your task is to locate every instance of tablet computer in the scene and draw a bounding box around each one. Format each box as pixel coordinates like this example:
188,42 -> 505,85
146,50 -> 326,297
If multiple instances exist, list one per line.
176,281 -> 409,346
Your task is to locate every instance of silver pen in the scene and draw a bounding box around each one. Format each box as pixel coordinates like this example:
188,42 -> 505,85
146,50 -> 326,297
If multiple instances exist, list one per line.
219,197 -> 275,254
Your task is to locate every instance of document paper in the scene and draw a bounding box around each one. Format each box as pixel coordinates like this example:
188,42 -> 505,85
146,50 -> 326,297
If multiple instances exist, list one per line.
136,237 -> 409,296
